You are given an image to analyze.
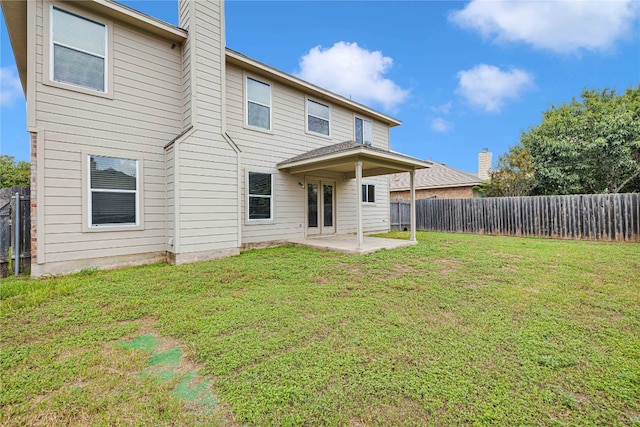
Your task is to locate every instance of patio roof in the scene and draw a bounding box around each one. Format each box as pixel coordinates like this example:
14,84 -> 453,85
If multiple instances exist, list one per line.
277,141 -> 431,178
278,141 -> 430,250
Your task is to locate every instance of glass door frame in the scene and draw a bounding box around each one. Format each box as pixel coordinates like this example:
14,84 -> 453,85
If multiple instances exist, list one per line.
305,178 -> 336,236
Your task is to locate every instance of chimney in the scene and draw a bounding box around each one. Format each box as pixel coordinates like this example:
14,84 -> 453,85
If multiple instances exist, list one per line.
179,0 -> 225,132
477,148 -> 492,180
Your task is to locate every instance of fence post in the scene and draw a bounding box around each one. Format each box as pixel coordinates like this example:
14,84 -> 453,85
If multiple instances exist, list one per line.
14,192 -> 20,276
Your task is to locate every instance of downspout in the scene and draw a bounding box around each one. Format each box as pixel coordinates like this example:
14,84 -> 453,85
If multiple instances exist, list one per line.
223,132 -> 242,248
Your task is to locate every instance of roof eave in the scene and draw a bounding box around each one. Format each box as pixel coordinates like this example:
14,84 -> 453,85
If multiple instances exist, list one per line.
74,0 -> 187,42
1,0 -> 28,93
278,145 -> 429,171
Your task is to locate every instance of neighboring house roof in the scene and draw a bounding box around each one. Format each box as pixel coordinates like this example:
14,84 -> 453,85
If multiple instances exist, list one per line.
389,162 -> 483,191
278,141 -> 431,178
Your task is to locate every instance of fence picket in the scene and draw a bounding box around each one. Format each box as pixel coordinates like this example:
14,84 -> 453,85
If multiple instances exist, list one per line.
390,193 -> 640,242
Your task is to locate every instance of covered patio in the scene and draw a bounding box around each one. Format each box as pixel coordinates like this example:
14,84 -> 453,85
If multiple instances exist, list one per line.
278,141 -> 430,251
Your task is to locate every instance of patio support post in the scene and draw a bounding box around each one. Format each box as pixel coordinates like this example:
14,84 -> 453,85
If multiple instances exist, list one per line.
410,169 -> 416,242
355,160 -> 363,250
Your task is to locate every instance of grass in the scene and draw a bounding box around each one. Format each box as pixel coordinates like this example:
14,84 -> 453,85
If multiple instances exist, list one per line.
1,231 -> 639,426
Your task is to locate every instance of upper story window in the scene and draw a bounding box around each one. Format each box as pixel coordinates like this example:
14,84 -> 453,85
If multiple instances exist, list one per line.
89,155 -> 138,226
355,117 -> 372,146
306,99 -> 330,136
246,77 -> 272,130
51,6 -> 107,92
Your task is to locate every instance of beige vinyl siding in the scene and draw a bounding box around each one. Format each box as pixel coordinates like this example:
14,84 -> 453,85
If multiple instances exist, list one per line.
165,145 -> 175,251
174,0 -> 240,257
33,0 -> 182,271
225,64 -> 392,244
179,0 -> 192,129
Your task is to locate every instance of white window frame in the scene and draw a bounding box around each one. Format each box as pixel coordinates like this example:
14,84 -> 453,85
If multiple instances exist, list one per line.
48,4 -> 109,95
355,116 -> 373,146
82,152 -> 144,232
306,98 -> 331,137
362,184 -> 376,204
246,171 -> 275,223
245,75 -> 272,132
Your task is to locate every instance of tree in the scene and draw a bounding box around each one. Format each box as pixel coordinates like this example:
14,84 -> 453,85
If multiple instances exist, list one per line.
522,86 -> 640,195
0,155 -> 30,188
480,144 -> 535,197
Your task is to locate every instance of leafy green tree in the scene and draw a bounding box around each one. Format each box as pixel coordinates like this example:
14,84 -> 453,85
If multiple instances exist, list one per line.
522,86 -> 640,195
481,144 -> 535,197
0,155 -> 30,188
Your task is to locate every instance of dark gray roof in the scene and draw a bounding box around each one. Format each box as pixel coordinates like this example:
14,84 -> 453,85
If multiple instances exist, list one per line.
389,162 -> 483,190
278,141 -> 424,167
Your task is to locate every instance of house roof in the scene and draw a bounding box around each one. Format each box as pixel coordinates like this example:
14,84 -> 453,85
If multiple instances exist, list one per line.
225,50 -> 401,127
278,141 -> 431,178
389,162 -> 483,191
1,0 -> 401,127
0,0 -> 187,92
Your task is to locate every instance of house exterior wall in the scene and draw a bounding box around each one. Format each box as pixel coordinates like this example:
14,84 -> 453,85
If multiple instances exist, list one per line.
22,0 -> 395,275
391,186 -> 478,200
172,0 -> 240,263
30,0 -> 183,275
224,63 -> 390,246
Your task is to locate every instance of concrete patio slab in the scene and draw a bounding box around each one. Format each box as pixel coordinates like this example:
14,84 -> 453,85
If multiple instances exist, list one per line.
288,234 -> 417,254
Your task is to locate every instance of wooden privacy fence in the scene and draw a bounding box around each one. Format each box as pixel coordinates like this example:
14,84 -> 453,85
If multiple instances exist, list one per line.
1,186 -> 31,277
390,193 -> 640,242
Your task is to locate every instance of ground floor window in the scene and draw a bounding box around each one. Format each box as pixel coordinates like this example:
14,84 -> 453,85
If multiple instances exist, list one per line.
89,155 -> 138,226
362,184 -> 375,203
248,172 -> 273,221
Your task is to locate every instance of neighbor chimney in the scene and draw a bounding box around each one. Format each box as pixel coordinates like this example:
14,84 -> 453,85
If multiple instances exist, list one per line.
478,148 -> 492,180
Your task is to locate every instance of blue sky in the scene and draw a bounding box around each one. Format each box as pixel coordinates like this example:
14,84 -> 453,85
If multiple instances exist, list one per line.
1,1 -> 639,174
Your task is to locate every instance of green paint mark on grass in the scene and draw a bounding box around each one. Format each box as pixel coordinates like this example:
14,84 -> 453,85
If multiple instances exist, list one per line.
117,336 -> 221,416
172,372 -> 217,413
148,347 -> 181,367
119,334 -> 158,352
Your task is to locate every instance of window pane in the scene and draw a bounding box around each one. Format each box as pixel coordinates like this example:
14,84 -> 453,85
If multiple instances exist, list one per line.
249,172 -> 271,196
308,183 -> 318,228
362,184 -> 367,202
248,102 -> 270,129
308,116 -> 329,135
363,120 -> 372,146
247,77 -> 271,106
53,7 -> 105,56
355,117 -> 363,143
54,45 -> 105,91
323,184 -> 333,227
249,196 -> 271,220
92,192 -> 135,225
90,156 -> 136,190
307,99 -> 329,119
368,185 -> 375,203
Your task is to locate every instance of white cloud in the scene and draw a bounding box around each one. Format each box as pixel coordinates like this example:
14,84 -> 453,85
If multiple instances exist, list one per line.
456,64 -> 533,113
295,41 -> 409,111
431,101 -> 453,115
449,0 -> 640,54
0,67 -> 24,107
431,117 -> 453,132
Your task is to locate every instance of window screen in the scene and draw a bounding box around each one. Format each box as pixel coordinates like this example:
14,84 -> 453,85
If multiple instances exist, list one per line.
307,99 -> 330,135
247,77 -> 271,130
248,172 -> 273,220
90,156 -> 137,225
52,7 -> 106,92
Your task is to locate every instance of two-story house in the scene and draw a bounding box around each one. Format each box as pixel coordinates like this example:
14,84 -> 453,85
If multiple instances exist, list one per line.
1,0 -> 427,276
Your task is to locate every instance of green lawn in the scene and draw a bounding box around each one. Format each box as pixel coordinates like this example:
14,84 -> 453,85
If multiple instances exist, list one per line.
1,232 -> 639,426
